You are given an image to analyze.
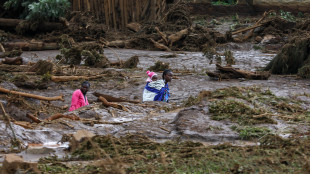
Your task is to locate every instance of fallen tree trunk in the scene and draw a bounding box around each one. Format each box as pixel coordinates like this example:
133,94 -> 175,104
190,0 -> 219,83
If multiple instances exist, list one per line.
2,41 -> 59,51
0,18 -> 65,32
106,40 -> 130,48
168,28 -> 190,46
98,96 -> 128,111
0,49 -> 22,58
206,70 -> 232,80
2,57 -> 23,65
215,64 -> 271,80
155,27 -> 168,45
0,64 -> 30,72
0,87 -> 64,101
150,38 -> 171,51
51,75 -> 105,82
94,92 -> 139,104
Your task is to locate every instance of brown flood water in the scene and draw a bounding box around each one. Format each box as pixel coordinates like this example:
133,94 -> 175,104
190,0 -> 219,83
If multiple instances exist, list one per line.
1,43 -> 310,162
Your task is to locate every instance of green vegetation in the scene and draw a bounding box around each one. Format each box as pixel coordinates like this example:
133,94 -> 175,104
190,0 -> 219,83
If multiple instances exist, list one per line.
232,126 -> 272,140
253,44 -> 262,50
149,61 -> 170,71
298,65 -> 310,78
212,0 -> 236,5
209,99 -> 275,125
37,134 -> 310,173
4,0 -> 70,22
224,50 -> 235,65
183,86 -> 309,125
265,37 -> 310,76
279,10 -> 295,22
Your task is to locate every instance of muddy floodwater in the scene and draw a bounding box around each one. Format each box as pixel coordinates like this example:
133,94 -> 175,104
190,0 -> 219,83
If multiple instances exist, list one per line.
1,44 -> 310,164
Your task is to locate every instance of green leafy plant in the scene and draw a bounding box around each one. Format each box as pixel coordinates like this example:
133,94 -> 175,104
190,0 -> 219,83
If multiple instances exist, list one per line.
4,0 -> 36,19
232,126 -> 271,140
212,0 -> 236,5
279,10 -> 295,22
26,0 -> 71,22
4,0 -> 70,22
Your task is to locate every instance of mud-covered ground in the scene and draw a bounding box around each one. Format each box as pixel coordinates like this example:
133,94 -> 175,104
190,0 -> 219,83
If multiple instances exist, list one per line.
1,6 -> 310,173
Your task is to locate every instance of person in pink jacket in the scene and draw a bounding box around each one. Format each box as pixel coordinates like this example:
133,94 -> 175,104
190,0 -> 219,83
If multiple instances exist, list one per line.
69,81 -> 90,111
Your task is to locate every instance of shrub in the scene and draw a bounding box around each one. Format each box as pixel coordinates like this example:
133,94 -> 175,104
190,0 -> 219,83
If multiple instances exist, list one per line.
4,0 -> 70,22
26,0 -> 71,22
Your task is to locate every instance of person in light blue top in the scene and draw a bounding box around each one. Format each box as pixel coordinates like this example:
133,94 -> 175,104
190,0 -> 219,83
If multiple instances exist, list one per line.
143,69 -> 173,102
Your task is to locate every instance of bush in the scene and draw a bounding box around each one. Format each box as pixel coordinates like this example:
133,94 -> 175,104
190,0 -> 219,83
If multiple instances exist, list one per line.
4,0 -> 36,19
26,0 -> 71,22
4,0 -> 70,22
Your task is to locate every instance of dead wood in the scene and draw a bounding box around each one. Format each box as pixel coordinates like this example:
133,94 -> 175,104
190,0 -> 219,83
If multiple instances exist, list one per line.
0,43 -> 5,52
106,40 -> 129,48
50,75 -> 105,82
155,27 -> 168,45
232,24 -> 263,35
0,49 -> 22,58
2,57 -> 23,65
46,113 -> 80,121
168,28 -> 190,46
94,92 -> 139,104
110,61 -> 122,66
2,41 -> 59,51
59,121 -> 74,128
215,64 -> 271,80
26,113 -> 42,123
0,102 -> 18,143
232,10 -> 274,37
13,80 -> 48,90
0,64 -> 30,72
98,96 -> 128,111
13,121 -> 34,129
126,22 -> 141,32
206,70 -> 231,80
0,87 -> 64,101
150,38 -> 172,51
81,118 -> 132,125
159,126 -> 171,133
0,18 -> 65,32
